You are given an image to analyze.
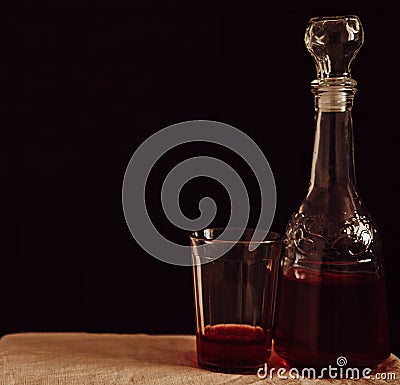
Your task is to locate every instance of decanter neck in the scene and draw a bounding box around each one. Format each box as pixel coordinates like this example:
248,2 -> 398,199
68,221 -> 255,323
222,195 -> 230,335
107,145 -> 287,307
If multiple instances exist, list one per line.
308,91 -> 357,192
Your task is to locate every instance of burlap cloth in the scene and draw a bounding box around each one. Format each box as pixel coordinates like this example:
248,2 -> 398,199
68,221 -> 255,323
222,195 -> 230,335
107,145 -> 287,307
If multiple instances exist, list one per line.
0,333 -> 399,384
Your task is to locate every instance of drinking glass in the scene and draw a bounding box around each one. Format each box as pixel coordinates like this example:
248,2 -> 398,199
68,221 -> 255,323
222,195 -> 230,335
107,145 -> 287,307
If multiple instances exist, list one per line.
190,228 -> 282,374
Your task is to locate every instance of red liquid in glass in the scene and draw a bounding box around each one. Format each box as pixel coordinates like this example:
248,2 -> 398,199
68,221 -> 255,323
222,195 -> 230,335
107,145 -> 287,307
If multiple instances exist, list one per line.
273,267 -> 391,369
196,324 -> 270,372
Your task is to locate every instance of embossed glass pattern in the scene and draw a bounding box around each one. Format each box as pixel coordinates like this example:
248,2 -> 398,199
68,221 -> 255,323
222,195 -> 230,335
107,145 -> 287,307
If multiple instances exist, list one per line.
274,16 -> 391,369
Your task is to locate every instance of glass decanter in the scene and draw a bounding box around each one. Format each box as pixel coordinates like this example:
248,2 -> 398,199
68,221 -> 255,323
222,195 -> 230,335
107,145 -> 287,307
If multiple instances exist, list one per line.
273,15 -> 391,369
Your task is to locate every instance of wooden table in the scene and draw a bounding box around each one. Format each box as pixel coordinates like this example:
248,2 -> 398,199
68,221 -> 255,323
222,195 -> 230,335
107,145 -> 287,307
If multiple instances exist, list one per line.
0,333 -> 399,384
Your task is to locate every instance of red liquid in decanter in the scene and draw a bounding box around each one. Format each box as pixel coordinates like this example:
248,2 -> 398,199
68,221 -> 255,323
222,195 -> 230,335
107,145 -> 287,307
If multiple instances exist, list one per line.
273,266 -> 391,369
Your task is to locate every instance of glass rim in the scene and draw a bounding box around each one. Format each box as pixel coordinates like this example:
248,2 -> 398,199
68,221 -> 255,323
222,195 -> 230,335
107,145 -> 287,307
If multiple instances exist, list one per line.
189,227 -> 282,245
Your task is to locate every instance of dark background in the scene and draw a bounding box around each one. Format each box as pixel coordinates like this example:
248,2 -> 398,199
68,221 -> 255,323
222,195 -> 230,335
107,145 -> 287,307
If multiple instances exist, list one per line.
4,0 -> 400,356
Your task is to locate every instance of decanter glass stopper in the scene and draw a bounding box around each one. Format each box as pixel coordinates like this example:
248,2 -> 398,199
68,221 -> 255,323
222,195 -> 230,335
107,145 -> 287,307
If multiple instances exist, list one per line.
305,15 -> 364,81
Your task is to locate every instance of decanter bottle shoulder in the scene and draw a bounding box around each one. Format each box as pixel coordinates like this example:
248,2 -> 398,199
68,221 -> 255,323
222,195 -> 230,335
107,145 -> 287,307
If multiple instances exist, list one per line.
283,203 -> 382,271
304,185 -> 361,214
298,180 -> 379,241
